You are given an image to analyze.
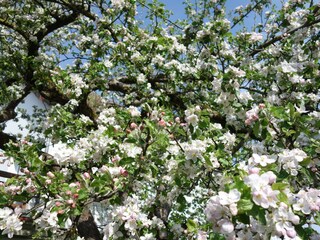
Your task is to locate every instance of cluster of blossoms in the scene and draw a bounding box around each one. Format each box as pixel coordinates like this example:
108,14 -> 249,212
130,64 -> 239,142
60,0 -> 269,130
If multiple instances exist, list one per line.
268,203 -> 300,239
205,189 -> 241,237
218,131 -> 236,150
278,148 -> 308,176
34,209 -> 59,233
204,144 -> 318,239
103,195 -> 163,239
110,0 -> 125,10
184,106 -> 201,127
244,171 -> 279,209
1,0 -> 320,239
181,139 -> 207,161
245,104 -> 265,126
0,207 -> 23,238
293,188 -> 320,214
69,74 -> 88,98
47,142 -> 86,166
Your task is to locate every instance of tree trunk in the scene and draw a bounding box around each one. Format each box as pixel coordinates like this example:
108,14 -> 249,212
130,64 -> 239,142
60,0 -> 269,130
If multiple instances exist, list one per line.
77,207 -> 102,240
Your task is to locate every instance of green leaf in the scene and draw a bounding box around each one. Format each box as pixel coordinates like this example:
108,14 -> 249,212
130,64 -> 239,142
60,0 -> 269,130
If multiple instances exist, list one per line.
0,194 -> 8,206
277,191 -> 288,204
237,199 -> 253,213
300,168 -> 314,184
249,205 -> 266,225
186,219 -> 197,232
272,182 -> 288,191
77,189 -> 88,201
204,156 -> 213,168
253,121 -> 260,138
295,224 -> 313,240
237,214 -> 250,224
314,212 -> 320,226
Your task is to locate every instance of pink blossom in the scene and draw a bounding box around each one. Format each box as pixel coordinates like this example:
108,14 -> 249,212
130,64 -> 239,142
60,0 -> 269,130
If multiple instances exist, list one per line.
45,179 -> 52,185
47,172 -> 55,178
66,199 -> 74,205
83,172 -> 91,179
130,122 -> 138,129
120,168 -> 128,177
218,219 -> 234,234
158,119 -> 166,127
259,103 -> 265,109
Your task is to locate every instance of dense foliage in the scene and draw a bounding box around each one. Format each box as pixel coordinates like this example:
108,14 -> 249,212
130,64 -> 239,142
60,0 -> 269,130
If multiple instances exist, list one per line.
0,0 -> 320,239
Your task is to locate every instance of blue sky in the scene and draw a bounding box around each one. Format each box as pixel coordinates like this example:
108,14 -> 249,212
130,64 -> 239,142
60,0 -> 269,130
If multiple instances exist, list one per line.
150,0 -> 281,32
163,0 -> 254,21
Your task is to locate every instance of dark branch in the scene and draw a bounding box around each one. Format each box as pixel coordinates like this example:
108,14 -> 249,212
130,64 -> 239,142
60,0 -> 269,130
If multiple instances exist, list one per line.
36,12 -> 79,42
231,0 -> 266,29
0,170 -> 19,179
250,16 -> 320,56
0,18 -> 29,40
0,132 -> 15,150
76,207 -> 102,240
0,88 -> 30,123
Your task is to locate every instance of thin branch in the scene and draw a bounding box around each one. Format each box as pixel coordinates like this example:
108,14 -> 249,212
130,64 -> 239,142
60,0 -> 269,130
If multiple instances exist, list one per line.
136,0 -> 183,30
0,132 -> 16,150
0,18 -> 29,40
59,0 -> 96,21
36,12 -> 79,42
0,87 -> 30,123
250,16 -> 320,56
231,0 -> 265,29
0,169 -> 19,179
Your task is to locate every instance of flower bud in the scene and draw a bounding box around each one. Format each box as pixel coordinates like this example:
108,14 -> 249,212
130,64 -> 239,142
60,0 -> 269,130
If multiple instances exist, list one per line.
130,122 -> 138,129
45,179 -> 52,185
47,171 -> 55,178
66,199 -> 74,205
83,172 -> 90,179
286,229 -> 296,238
248,167 -> 260,174
245,119 -> 251,126
66,190 -> 72,195
58,209 -> 64,215
158,119 -> 166,127
120,168 -> 128,177
112,155 -> 120,163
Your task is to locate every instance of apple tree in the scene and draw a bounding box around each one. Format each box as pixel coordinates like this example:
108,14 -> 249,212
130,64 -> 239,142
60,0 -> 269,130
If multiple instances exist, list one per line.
0,0 -> 320,239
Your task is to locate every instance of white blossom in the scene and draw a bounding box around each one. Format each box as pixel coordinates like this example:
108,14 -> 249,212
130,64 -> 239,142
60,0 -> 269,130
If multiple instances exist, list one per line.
128,106 -> 141,117
111,0 -> 125,10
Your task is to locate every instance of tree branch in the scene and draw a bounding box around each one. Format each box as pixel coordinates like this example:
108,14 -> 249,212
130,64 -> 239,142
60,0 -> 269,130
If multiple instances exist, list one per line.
0,132 -> 15,150
231,0 -> 265,29
59,0 -> 96,21
36,12 -> 80,42
0,18 -> 29,40
0,169 -> 19,179
76,207 -> 102,240
250,15 -> 320,56
0,88 -> 30,123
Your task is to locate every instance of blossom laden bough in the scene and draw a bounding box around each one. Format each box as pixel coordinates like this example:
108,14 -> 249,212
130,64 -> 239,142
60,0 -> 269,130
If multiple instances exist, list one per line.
0,0 -> 319,239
